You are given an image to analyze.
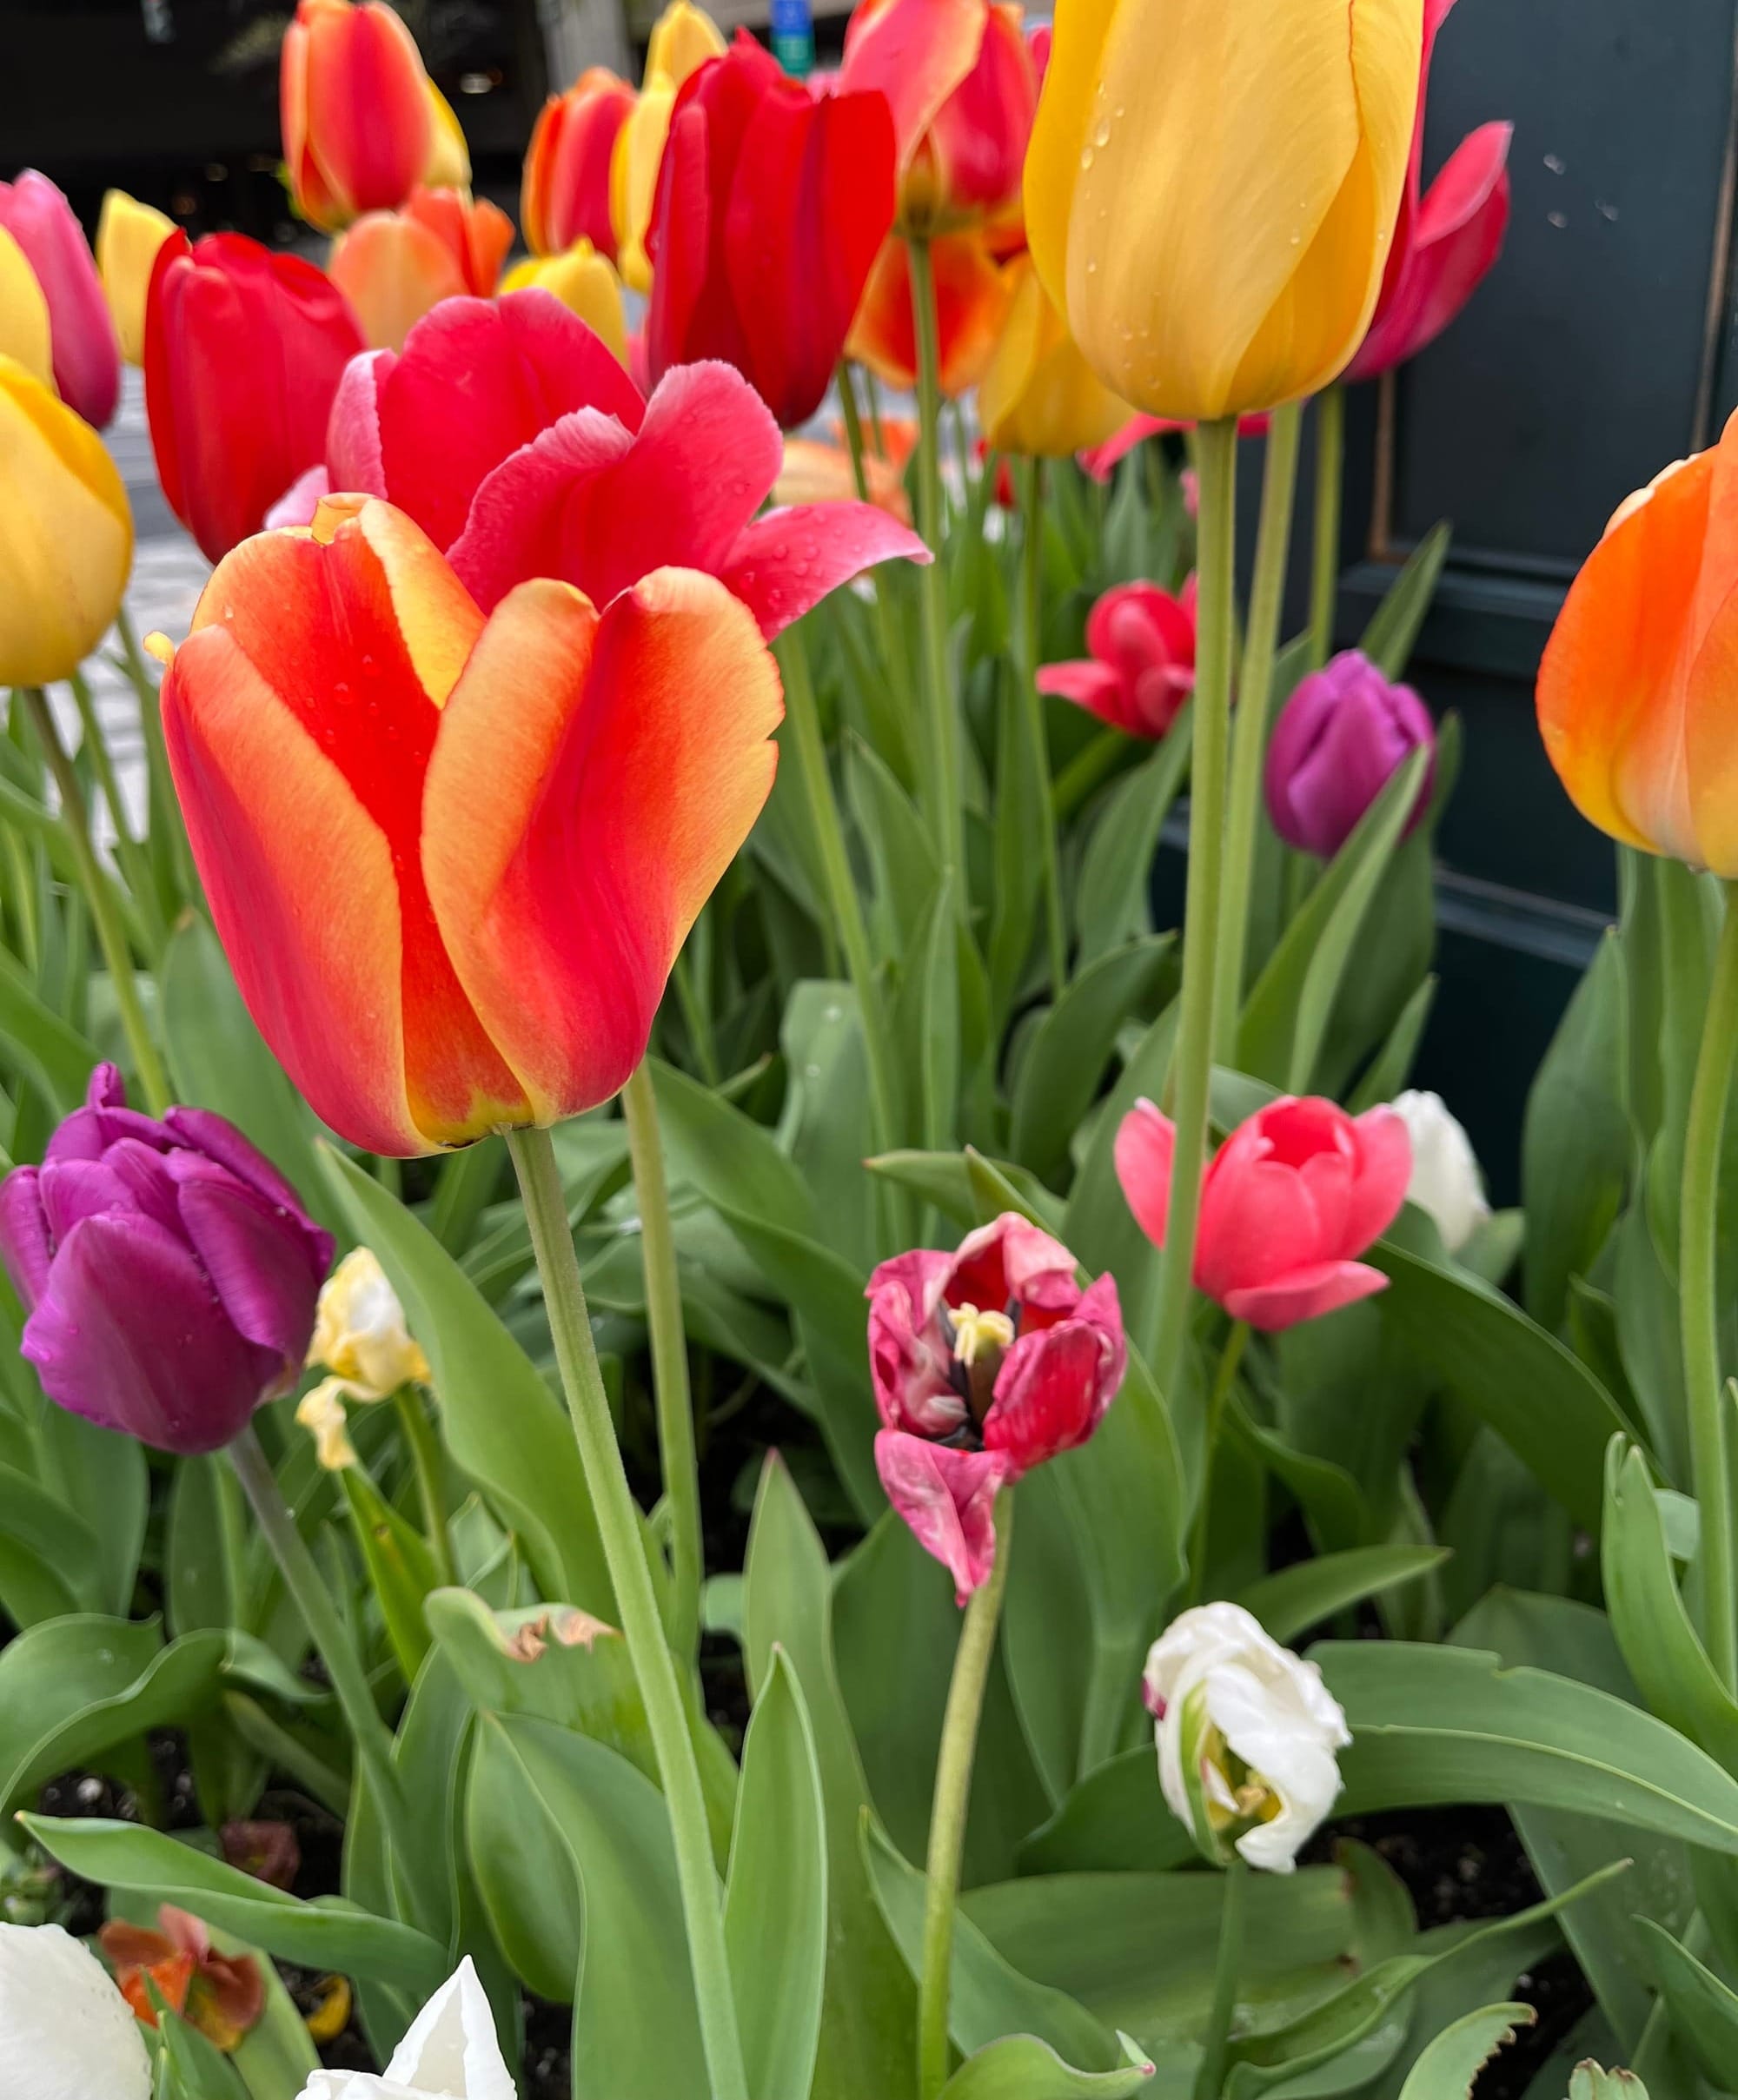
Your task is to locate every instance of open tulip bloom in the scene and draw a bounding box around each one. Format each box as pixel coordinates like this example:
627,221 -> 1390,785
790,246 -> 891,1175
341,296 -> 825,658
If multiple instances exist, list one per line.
1038,577 -> 1197,739
0,1922 -> 154,2100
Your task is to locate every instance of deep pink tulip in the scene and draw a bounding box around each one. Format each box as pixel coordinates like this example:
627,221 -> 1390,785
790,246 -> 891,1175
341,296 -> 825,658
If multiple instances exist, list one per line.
0,170 -> 121,427
0,1066 -> 334,1454
1116,1096 -> 1410,1331
1078,411 -> 1270,486
867,1212 -> 1126,1600
1265,648 -> 1436,859
278,290 -> 926,635
1343,0 -> 1511,382
1038,578 -> 1197,740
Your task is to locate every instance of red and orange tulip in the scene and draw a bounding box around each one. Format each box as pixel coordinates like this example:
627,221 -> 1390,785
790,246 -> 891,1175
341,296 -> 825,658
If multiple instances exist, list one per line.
523,67 -> 636,263
848,229 -> 1012,397
328,187 -> 514,351
281,0 -> 435,233
156,494 -> 784,1156
1538,414 -> 1738,873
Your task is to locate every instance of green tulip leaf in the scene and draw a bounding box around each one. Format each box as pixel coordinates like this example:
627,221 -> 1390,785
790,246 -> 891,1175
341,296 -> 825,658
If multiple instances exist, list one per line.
1392,2003 -> 1536,2100
940,2032 -> 1177,2100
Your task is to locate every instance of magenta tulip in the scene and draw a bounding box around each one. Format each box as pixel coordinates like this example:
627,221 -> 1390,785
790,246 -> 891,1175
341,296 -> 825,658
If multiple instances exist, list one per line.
1265,649 -> 1436,860
0,170 -> 121,427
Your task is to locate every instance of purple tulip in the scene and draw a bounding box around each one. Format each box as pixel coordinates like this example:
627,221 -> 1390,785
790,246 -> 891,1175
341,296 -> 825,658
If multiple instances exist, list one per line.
0,1065 -> 333,1454
1264,649 -> 1436,860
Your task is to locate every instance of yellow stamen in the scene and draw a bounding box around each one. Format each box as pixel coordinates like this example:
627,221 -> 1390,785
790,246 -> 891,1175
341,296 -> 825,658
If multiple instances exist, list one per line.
951,1302 -> 1016,1366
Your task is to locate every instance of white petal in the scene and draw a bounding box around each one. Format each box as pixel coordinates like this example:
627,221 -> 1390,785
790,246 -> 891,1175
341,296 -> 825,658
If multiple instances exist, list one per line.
0,1923 -> 153,2100
1391,1090 -> 1489,1254
382,1959 -> 515,2099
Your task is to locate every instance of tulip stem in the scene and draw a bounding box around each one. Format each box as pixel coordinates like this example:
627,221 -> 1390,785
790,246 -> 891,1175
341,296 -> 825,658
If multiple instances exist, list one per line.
69,672 -> 163,959
837,361 -> 922,785
116,604 -> 198,907
1213,401 -> 1303,1064
838,361 -> 873,503
1307,386 -> 1344,673
1681,883 -> 1738,1691
1147,421 -> 1237,1391
1020,460 -> 1068,998
918,1484 -> 1015,2100
1189,1322 -> 1250,1603
1196,1852 -> 1250,2100
394,1385 -> 454,1588
621,1061 -> 704,1663
907,236 -> 969,929
21,687 -> 172,1119
507,1123 -> 750,2100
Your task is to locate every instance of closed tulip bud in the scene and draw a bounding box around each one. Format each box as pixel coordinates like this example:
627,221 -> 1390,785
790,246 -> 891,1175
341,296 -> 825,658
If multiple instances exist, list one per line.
145,229 -> 362,561
1265,649 -> 1436,860
523,67 -> 636,262
0,226 -> 53,388
0,1066 -> 335,1454
611,70 -> 680,295
328,187 -> 514,351
0,354 -> 133,687
1144,1603 -> 1350,1873
295,1962 -> 512,2100
1118,1094 -> 1410,1330
0,1923 -> 153,2100
867,1213 -> 1125,1600
0,170 -> 121,427
1537,414 -> 1738,874
839,0 -> 1036,236
1026,0 -> 1422,421
501,239 -> 628,362
309,1245 -> 430,1398
978,254 -> 1129,459
1390,1089 -> 1489,1253
282,0 -> 435,233
646,0 -> 728,85
423,82 -> 474,192
848,229 -> 1012,397
646,32 -> 895,428
96,189 -> 176,366
1038,576 -> 1197,740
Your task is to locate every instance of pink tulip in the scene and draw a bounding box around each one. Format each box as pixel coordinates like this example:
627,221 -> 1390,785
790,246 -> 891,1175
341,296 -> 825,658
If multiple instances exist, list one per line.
867,1212 -> 1126,1600
1343,0 -> 1510,382
1116,1096 -> 1411,1331
1078,411 -> 1270,486
0,171 -> 120,427
1037,578 -> 1197,740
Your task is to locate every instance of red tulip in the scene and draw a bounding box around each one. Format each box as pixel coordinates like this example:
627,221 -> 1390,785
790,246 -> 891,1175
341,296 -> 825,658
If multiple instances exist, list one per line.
867,1212 -> 1125,1600
646,32 -> 895,429
838,0 -> 1035,235
1343,0 -> 1511,382
523,67 -> 636,262
284,291 -> 926,633
1116,1096 -> 1411,1331
328,187 -> 514,351
157,494 -> 784,1156
281,0 -> 434,233
0,170 -> 121,427
1038,578 -> 1197,740
145,231 -> 362,562
847,229 -> 1012,398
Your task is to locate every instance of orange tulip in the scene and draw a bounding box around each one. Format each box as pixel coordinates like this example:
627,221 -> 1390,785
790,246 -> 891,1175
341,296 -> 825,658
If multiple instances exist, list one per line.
156,494 -> 783,1156
523,67 -> 636,262
847,229 -> 1012,396
775,435 -> 912,523
328,187 -> 513,350
1539,416 -> 1738,873
281,0 -> 434,233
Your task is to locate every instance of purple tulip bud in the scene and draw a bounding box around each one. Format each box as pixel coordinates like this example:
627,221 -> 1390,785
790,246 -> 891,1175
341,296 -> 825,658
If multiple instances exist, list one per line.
0,1065 -> 334,1454
1264,649 -> 1436,860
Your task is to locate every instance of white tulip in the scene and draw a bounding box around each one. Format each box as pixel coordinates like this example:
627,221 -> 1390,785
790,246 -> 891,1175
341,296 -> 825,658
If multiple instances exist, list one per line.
297,1959 -> 514,2099
1142,1601 -> 1350,1874
1390,1090 -> 1490,1254
0,1920 -> 153,2100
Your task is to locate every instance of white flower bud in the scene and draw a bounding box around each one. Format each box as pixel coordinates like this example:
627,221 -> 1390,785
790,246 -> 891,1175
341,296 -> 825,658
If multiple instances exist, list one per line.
308,1247 -> 431,1401
295,1959 -> 514,2097
0,1921 -> 153,2100
1390,1090 -> 1489,1254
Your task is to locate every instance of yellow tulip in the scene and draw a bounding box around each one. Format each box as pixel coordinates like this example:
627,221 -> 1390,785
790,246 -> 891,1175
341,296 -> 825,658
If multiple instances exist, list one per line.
424,80 -> 473,190
0,354 -> 132,686
95,189 -> 176,365
644,0 -> 726,87
501,241 -> 627,363
1026,0 -> 1421,421
610,70 -> 677,294
0,227 -> 52,389
978,254 -> 1129,458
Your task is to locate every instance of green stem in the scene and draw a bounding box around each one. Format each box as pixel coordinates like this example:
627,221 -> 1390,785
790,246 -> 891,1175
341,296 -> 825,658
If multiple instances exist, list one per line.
621,1062 -> 703,1664
1307,386 -> 1344,673
1052,725 -> 1131,822
907,236 -> 968,925
1213,402 -> 1303,1063
22,687 -> 172,1117
394,1385 -> 454,1587
1188,1322 -> 1249,1603
69,672 -> 161,957
222,1692 -> 351,1820
1681,884 -> 1738,1689
1195,1852 -> 1250,2100
1147,421 -> 1237,1388
918,1485 -> 1015,2100
838,361 -> 873,504
116,604 -> 197,903
1020,460 -> 1068,997
507,1124 -> 749,2100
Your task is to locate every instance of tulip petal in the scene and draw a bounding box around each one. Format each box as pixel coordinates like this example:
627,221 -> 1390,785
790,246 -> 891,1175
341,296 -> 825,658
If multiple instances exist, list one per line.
873,1429 -> 1007,1605
447,407 -> 635,613
0,1167 -> 50,1308
175,1170 -> 328,1375
839,0 -> 985,185
328,348 -> 392,494
1035,657 -> 1128,728
1222,1259 -> 1390,1332
423,567 -> 782,1124
1342,1104 -> 1413,1253
1114,1097 -> 1176,1249
985,1291 -> 1124,1471
385,1959 -> 514,2100
719,503 -> 930,639
848,230 -> 1012,396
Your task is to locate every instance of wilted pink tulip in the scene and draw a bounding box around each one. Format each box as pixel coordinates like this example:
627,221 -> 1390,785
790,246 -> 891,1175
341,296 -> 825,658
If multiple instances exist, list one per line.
1038,578 -> 1197,740
1265,649 -> 1436,860
1116,1096 -> 1410,1331
867,1212 -> 1125,1600
0,171 -> 121,427
1343,0 -> 1510,381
